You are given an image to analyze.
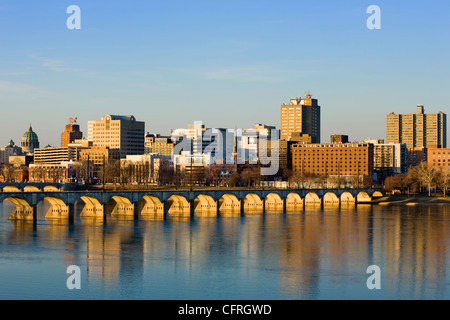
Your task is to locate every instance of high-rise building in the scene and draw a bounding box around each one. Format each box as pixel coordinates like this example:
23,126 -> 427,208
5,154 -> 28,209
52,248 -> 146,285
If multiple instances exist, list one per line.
87,115 -> 145,158
386,105 -> 447,148
364,139 -> 407,183
280,93 -> 321,142
61,120 -> 83,147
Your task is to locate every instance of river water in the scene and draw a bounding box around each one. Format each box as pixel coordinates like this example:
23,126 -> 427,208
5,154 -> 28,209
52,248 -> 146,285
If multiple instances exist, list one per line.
0,201 -> 448,300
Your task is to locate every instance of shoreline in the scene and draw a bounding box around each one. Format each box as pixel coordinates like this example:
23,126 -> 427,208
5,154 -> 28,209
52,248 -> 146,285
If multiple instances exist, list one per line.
373,195 -> 450,206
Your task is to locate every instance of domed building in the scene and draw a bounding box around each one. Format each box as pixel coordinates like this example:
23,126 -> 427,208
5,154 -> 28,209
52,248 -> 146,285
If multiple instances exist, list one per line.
0,139 -> 23,163
21,125 -> 40,154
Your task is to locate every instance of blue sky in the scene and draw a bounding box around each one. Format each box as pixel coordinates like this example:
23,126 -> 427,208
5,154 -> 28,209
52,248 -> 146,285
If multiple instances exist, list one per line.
0,0 -> 448,146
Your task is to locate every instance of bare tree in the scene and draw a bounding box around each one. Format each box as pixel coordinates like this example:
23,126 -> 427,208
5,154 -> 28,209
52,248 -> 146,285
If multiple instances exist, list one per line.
437,168 -> 450,198
205,165 -> 221,187
416,162 -> 438,196
349,175 -> 361,189
0,164 -> 13,182
384,175 -> 395,193
228,172 -> 240,187
105,160 -> 120,185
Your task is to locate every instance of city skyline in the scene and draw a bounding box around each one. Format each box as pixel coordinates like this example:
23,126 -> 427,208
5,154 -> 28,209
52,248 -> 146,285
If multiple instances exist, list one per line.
0,0 -> 449,146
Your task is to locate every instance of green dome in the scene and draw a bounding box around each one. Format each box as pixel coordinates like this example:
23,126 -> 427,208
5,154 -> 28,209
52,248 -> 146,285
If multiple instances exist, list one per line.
22,126 -> 39,142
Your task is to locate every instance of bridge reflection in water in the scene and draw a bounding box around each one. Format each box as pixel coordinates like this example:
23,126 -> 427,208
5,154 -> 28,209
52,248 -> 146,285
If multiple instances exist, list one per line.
1,203 -> 448,300
0,186 -> 384,222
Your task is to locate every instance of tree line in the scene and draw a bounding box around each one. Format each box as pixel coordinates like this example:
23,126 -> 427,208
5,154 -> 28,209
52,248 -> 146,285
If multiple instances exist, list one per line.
384,162 -> 449,197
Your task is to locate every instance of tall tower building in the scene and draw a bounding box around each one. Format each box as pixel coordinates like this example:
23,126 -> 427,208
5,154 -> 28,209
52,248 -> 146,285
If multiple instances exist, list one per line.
61,118 -> 83,147
386,106 -> 447,148
87,115 -> 145,158
280,92 -> 321,142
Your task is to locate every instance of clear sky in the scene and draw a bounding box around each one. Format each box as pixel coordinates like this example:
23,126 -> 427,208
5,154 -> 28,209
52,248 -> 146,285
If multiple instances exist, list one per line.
0,0 -> 448,147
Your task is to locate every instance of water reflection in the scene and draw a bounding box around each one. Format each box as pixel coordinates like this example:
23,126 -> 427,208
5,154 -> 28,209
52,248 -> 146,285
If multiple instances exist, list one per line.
0,202 -> 449,299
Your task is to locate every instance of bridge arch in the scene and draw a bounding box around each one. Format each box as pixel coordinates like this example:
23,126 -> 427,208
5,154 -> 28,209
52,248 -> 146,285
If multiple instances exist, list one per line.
305,192 -> 321,207
340,192 -> 355,206
43,186 -> 59,192
265,193 -> 284,211
323,192 -> 339,207
372,191 -> 383,198
4,197 -> 33,220
38,196 -> 69,220
106,195 -> 134,217
243,193 -> 263,212
3,186 -> 21,192
194,194 -> 217,216
78,195 -> 104,218
286,192 -> 303,210
357,191 -> 372,203
218,193 -> 240,214
24,186 -> 41,192
139,195 -> 164,219
166,194 -> 190,216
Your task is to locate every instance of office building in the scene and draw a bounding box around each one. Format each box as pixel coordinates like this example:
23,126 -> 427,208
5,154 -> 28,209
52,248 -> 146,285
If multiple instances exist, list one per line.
88,115 -> 145,158
29,161 -> 77,183
280,93 -> 321,142
278,133 -> 313,170
34,147 -> 78,165
291,142 -> 374,178
427,146 -> 450,172
61,121 -> 83,147
386,105 -> 447,148
407,147 -> 427,168
144,133 -> 175,156
79,146 -> 121,179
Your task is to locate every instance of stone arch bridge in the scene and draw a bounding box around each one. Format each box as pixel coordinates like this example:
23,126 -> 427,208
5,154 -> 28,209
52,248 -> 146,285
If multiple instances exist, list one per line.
0,187 -> 384,222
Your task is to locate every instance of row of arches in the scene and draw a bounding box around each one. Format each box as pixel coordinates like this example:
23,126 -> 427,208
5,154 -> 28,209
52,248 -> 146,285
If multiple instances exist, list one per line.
2,191 -> 380,221
2,186 -> 60,193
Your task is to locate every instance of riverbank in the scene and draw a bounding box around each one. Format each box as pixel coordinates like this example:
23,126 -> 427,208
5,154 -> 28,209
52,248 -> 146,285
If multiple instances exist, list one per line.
373,195 -> 450,206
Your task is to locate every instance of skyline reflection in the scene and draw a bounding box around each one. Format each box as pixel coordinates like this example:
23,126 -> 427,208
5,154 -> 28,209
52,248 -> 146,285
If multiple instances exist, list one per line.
0,203 -> 448,300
